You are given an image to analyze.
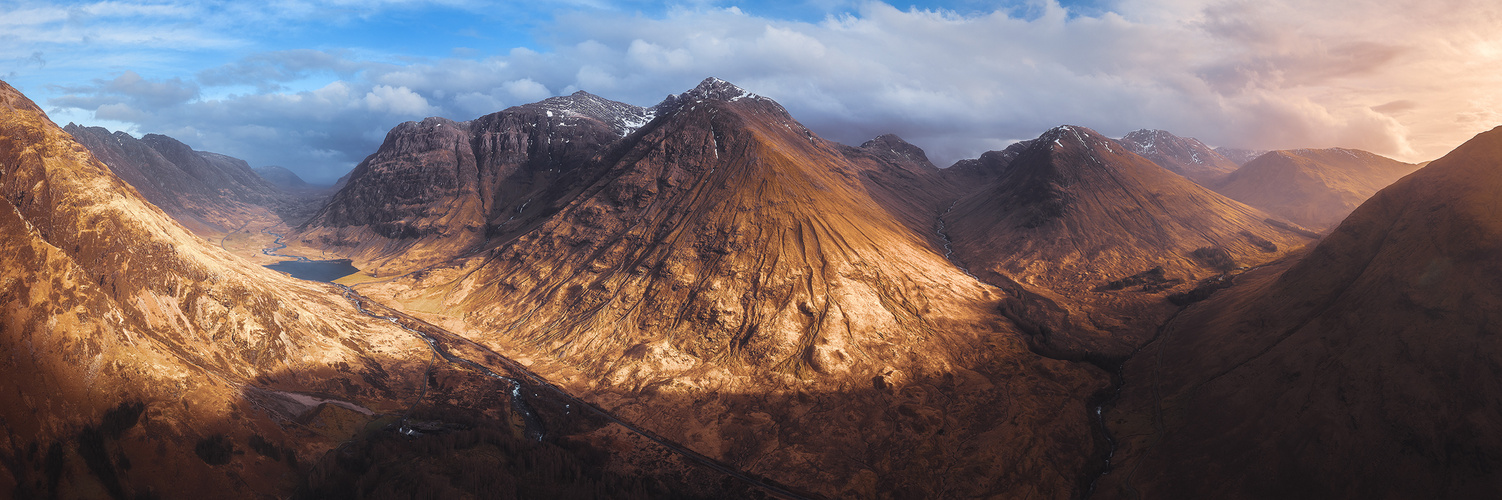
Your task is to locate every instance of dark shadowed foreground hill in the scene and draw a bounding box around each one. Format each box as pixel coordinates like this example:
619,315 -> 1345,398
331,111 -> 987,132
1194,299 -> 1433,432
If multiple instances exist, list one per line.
1099,126 -> 1502,499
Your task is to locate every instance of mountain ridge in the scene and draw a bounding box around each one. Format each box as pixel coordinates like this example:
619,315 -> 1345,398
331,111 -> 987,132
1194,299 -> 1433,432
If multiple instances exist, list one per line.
944,125 -> 1316,357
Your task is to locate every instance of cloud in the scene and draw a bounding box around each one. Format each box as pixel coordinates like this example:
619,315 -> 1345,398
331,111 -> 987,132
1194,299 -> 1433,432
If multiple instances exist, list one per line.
50,70 -> 199,109
37,0 -> 1502,183
197,49 -> 366,90
363,85 -> 436,115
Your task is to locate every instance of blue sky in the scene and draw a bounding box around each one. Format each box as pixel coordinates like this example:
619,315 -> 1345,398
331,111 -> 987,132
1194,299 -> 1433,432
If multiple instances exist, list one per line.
4,0 -> 1500,183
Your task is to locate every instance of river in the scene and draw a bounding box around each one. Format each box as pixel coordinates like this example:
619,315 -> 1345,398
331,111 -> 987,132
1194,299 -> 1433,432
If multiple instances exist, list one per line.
260,230 -> 359,283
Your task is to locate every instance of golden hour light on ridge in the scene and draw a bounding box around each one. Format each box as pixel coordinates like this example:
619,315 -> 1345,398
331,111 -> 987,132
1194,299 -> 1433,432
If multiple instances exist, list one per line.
2,1 -> 1501,498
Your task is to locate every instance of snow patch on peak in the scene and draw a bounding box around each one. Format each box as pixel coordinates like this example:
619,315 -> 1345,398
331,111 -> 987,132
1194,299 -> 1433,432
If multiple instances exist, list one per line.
521,91 -> 654,136
679,77 -> 766,103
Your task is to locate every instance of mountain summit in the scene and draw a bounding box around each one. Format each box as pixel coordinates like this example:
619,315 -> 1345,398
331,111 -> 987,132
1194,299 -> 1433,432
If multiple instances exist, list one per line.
1213,147 -> 1421,229
945,125 -> 1316,356
523,90 -> 657,136
1117,128 -> 1240,184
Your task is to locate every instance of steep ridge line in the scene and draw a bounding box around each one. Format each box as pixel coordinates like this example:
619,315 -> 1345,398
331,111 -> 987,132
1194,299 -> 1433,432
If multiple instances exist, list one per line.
334,285 -> 818,500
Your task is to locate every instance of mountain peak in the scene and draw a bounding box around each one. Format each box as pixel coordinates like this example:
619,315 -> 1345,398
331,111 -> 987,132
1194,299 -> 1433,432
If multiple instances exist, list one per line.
655,77 -> 768,111
859,133 -> 936,170
515,91 -> 654,136
1116,128 -> 1238,184
1033,124 -> 1119,153
685,77 -> 759,101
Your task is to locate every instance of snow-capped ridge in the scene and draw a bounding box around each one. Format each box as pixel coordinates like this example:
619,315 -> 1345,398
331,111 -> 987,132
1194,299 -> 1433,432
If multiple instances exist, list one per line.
516,90 -> 655,136
652,77 -> 778,118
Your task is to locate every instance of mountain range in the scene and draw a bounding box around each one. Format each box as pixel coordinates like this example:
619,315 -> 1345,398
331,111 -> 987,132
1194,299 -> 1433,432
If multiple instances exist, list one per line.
4,76 -> 1498,499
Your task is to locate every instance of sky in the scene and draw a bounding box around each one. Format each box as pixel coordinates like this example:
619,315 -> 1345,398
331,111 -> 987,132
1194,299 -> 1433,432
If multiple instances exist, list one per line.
3,0 -> 1500,184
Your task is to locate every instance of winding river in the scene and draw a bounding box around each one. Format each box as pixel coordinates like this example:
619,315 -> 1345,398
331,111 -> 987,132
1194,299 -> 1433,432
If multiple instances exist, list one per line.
261,230 -> 358,282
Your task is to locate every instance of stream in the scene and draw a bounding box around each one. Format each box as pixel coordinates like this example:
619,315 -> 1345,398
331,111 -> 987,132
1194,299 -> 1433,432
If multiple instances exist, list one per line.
935,200 -> 977,279
261,230 -> 359,282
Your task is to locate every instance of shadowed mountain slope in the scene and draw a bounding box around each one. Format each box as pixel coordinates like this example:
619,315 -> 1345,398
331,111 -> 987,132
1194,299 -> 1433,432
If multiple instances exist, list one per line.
944,125 -> 1316,357
1118,129 -> 1240,185
1,80 -> 430,499
1213,147 -> 1421,229
353,78 -> 1108,498
1099,126 -> 1502,499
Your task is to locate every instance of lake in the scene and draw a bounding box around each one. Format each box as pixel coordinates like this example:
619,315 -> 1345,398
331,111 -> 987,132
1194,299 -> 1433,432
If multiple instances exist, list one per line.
263,259 -> 359,282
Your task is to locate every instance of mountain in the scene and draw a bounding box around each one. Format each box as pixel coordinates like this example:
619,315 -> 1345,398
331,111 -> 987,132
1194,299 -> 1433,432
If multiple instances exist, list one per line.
63,125 -> 279,235
1213,147 -> 1421,229
350,78 -> 1109,498
1214,146 -> 1268,166
943,125 -> 1317,357
941,138 -> 1036,187
63,126 -> 336,233
0,80 -> 434,499
1117,129 -> 1240,184
293,90 -> 646,274
1098,126 -> 1502,499
253,165 -> 310,190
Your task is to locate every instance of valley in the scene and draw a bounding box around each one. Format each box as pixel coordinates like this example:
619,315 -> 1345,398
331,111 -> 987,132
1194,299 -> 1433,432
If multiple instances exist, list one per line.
4,75 -> 1500,499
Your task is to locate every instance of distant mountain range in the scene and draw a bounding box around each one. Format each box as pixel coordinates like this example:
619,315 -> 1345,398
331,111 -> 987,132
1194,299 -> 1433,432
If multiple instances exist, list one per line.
64,124 -> 334,233
6,76 -> 1498,499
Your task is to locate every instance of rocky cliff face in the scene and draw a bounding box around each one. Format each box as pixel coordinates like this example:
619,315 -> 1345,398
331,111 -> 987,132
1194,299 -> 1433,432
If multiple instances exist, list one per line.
1213,147 -> 1421,229
1099,126 -> 1502,499
944,125 -> 1316,358
1118,128 -> 1241,185
295,92 -> 640,273
1,80 -> 431,499
351,78 -> 1108,498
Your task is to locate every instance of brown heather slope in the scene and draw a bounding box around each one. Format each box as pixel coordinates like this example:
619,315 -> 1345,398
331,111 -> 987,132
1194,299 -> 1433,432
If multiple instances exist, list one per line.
1098,126 -> 1502,499
356,79 -> 1109,498
0,81 -> 432,498
1213,147 -> 1421,230
294,91 -> 647,274
944,126 -> 1316,358
1118,129 -> 1240,185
